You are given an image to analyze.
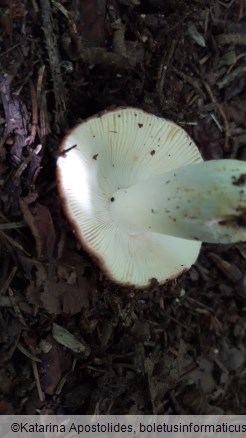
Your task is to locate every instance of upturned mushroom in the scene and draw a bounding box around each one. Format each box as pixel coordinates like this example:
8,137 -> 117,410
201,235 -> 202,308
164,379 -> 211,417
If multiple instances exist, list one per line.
56,107 -> 246,288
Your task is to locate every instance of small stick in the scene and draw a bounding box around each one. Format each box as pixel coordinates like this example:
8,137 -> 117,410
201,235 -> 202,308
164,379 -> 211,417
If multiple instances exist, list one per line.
32,359 -> 45,402
0,221 -> 27,230
40,0 -> 66,130
0,230 -> 31,255
8,287 -> 27,327
14,144 -> 42,178
17,343 -> 42,362
26,81 -> 38,145
204,81 -> 230,151
0,266 -> 17,297
55,144 -> 77,158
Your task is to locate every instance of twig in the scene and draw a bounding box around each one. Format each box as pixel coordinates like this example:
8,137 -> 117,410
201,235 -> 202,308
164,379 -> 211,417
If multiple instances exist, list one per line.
0,221 -> 27,230
159,310 -> 194,332
36,65 -> 46,103
213,356 -> 229,375
0,42 -> 21,57
3,333 -> 21,362
210,113 -> 223,132
54,144 -> 77,158
17,343 -> 42,362
156,40 -> 177,105
226,52 -> 246,75
14,144 -> 42,179
217,33 -> 246,45
32,359 -> 45,402
173,67 -> 206,100
52,0 -> 78,34
0,73 -> 27,153
185,296 -> 215,313
203,81 -> 230,151
218,0 -> 236,7
26,81 -> 38,145
55,357 -> 77,395
237,0 -> 244,21
40,0 -> 66,130
31,0 -> 39,13
0,266 -> 17,297
8,287 -> 27,327
39,93 -> 51,144
0,230 -> 31,255
217,66 -> 246,90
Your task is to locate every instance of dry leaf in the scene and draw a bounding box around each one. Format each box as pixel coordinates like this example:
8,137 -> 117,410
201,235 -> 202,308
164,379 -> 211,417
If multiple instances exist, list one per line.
40,335 -> 71,395
41,278 -> 89,315
187,357 -> 215,394
19,200 -> 56,260
52,323 -> 89,354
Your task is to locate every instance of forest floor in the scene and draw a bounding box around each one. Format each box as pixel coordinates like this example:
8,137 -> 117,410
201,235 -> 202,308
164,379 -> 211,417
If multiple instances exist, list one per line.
0,0 -> 245,415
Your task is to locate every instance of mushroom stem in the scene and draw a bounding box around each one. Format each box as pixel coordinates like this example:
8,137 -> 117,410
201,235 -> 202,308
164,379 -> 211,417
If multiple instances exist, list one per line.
111,160 -> 246,243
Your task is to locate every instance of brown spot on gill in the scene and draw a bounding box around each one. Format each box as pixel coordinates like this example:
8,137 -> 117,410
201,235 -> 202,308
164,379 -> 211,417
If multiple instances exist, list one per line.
93,154 -> 98,160
232,174 -> 246,186
138,123 -> 143,128
219,210 -> 246,228
150,150 -> 156,156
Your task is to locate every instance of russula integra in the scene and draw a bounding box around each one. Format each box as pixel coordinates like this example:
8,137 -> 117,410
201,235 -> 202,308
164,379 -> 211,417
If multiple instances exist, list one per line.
57,107 -> 246,288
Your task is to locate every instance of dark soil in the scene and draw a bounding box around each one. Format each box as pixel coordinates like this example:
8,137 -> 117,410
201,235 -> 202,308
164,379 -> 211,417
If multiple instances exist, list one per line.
0,0 -> 245,415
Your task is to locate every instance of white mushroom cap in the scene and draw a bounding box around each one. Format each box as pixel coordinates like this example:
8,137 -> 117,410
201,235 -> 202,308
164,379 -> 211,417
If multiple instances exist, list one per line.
57,107 -> 203,288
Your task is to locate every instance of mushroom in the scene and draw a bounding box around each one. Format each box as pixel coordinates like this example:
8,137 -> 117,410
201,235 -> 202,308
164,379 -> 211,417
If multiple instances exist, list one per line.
56,107 -> 246,288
